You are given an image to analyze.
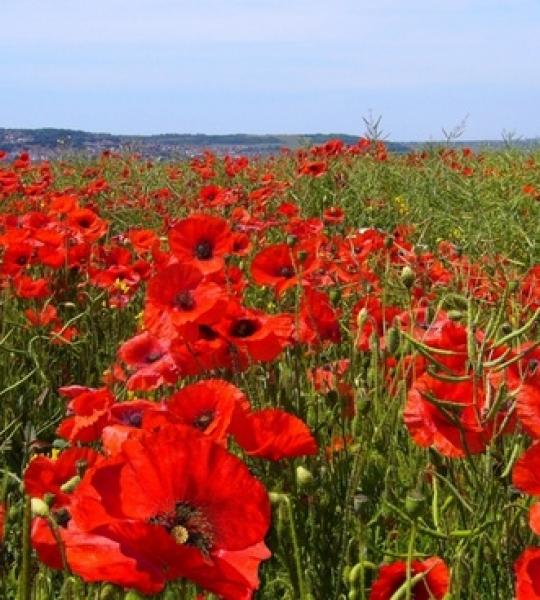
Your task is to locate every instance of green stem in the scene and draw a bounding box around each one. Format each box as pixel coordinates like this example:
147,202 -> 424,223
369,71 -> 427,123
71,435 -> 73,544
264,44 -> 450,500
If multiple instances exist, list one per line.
405,520 -> 417,600
18,496 -> 32,600
284,496 -> 308,600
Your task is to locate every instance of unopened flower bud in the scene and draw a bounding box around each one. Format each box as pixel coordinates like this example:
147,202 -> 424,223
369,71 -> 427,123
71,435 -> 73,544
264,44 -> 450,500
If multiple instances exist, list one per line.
448,310 -> 463,321
31,498 -> 50,518
269,491 -> 287,506
296,466 -> 314,488
385,326 -> 400,355
286,234 -> 297,247
508,280 -> 519,292
99,584 -> 118,600
356,307 -> 368,330
405,490 -> 425,519
60,475 -> 81,494
500,322 -> 513,335
400,266 -> 415,289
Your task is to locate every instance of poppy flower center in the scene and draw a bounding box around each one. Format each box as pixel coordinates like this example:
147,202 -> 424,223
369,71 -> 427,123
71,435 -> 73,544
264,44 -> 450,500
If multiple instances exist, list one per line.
278,265 -> 295,278
145,351 -> 163,364
78,218 -> 91,228
120,411 -> 143,427
174,290 -> 196,311
16,255 -> 29,265
199,325 -> 218,341
193,410 -> 214,431
195,240 -> 213,260
52,507 -> 71,528
149,501 -> 214,555
230,318 -> 259,338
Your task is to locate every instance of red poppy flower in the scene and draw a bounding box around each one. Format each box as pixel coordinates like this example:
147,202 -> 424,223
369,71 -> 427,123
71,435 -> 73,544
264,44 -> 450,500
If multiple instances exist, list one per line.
323,206 -> 345,224
215,305 -> 293,365
169,214 -> 233,275
299,287 -> 341,345
1,242 -> 35,276
515,547 -> 540,599
24,447 -> 99,508
530,504 -> 540,535
69,426 -> 271,597
165,380 -> 250,444
513,443 -> 540,495
251,242 -> 319,296
297,160 -> 327,177
145,263 -> 227,336
230,408 -> 318,461
118,332 -> 177,391
404,374 -> 488,458
57,387 -> 115,443
67,208 -> 107,242
369,556 -> 450,600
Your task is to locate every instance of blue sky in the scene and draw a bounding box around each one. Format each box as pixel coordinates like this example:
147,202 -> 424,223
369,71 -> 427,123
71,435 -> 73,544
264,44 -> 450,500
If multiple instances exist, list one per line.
1,0 -> 539,140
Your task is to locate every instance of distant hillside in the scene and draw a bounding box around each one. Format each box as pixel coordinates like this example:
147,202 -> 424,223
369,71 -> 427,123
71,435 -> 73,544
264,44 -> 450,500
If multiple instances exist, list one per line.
1,127 -> 539,159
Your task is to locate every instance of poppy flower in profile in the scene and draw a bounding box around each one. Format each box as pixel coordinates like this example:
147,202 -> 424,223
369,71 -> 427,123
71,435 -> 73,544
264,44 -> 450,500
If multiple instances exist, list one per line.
169,214 -> 233,275
297,160 -> 327,177
323,206 -> 345,224
298,287 -> 341,345
369,556 -> 450,600
24,447 -> 100,570
530,504 -> 540,535
57,387 -> 115,443
404,374 -> 489,458
69,426 -> 271,597
515,547 -> 540,599
512,443 -> 540,496
230,408 -> 318,461
24,447 -> 99,509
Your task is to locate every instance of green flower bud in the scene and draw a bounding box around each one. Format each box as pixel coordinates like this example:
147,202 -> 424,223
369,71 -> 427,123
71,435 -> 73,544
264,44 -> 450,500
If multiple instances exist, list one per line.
296,466 -> 314,488
405,490 -> 425,519
400,265 -> 415,289
31,498 -> 50,517
447,310 -> 463,322
385,326 -> 400,355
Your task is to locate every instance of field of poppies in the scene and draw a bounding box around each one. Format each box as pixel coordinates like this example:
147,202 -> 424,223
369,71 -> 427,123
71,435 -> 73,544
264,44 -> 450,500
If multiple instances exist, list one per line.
1,139 -> 540,599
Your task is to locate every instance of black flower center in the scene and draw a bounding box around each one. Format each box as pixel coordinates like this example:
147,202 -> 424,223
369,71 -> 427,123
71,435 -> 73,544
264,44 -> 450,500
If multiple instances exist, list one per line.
16,255 -> 29,265
121,411 -> 143,427
230,318 -> 258,338
145,351 -> 163,364
78,218 -> 91,228
195,240 -> 213,260
278,265 -> 295,278
174,290 -> 196,311
149,501 -> 214,555
52,508 -> 71,528
193,410 -> 214,431
199,325 -> 218,341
